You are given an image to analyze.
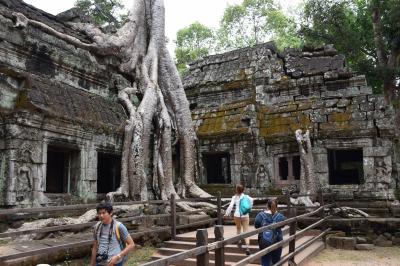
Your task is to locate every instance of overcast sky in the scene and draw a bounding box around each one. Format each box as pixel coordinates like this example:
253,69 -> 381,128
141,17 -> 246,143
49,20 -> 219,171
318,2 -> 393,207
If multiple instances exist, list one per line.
23,0 -> 302,55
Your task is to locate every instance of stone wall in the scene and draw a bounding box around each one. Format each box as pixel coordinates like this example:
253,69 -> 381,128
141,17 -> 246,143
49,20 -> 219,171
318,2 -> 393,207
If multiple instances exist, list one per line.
184,43 -> 398,200
0,0 -> 129,206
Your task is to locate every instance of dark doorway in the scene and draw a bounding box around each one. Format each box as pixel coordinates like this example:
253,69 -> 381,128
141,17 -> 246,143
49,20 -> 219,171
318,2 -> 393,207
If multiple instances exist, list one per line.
328,149 -> 363,185
46,146 -> 80,193
97,153 -> 121,193
293,155 -> 301,180
279,157 -> 288,180
203,153 -> 231,184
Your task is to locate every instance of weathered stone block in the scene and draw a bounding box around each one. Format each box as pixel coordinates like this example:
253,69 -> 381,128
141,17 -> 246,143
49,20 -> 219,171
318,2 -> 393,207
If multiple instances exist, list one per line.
374,235 -> 392,247
328,236 -> 356,250
393,237 -> 400,246
356,237 -> 368,244
355,244 -> 375,250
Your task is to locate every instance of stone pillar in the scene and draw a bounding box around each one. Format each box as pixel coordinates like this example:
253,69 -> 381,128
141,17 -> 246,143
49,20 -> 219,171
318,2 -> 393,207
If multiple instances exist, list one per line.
77,141 -> 97,201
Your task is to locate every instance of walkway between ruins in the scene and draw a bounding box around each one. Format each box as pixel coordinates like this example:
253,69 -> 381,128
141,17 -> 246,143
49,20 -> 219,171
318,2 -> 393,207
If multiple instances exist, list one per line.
151,225 -> 325,265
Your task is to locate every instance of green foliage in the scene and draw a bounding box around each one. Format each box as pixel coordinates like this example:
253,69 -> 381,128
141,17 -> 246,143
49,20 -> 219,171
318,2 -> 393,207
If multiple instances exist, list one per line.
174,0 -> 302,71
217,0 -> 302,51
301,0 -> 400,93
217,0 -> 294,51
174,22 -> 215,74
74,0 -> 127,28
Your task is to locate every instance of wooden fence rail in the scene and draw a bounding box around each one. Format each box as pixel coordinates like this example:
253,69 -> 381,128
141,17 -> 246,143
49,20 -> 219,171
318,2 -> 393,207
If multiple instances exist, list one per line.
0,191 -> 334,263
143,201 -> 335,266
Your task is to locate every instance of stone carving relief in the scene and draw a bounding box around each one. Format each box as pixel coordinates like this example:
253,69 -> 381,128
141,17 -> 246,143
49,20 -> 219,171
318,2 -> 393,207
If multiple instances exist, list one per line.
256,164 -> 271,187
15,164 -> 32,203
240,153 -> 253,186
11,140 -> 48,206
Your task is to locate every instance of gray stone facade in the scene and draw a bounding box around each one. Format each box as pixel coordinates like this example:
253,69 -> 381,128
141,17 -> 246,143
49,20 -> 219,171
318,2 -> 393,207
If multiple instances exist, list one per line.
183,43 -> 398,200
0,1 -> 129,206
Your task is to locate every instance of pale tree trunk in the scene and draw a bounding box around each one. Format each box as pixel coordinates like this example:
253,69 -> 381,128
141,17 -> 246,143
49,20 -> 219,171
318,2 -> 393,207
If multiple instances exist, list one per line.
295,129 -> 317,196
12,0 -> 211,208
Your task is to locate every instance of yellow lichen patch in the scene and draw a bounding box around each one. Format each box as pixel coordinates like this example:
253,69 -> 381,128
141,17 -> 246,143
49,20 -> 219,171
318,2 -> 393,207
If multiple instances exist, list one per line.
319,121 -> 354,131
297,100 -> 314,111
267,116 -> 297,127
195,102 -> 252,136
297,113 -> 311,125
328,112 -> 351,122
222,79 -> 251,90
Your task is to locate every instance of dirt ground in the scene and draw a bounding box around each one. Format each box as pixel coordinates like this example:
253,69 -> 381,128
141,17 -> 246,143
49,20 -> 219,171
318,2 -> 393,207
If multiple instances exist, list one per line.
304,246 -> 400,266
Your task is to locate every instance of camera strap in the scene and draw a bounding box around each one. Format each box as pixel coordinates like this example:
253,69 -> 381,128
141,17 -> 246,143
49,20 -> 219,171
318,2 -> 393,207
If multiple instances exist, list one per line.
98,220 -> 115,256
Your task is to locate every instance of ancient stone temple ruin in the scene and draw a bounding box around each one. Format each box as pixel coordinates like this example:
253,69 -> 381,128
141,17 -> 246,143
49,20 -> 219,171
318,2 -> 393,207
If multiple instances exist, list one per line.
0,0 -> 398,207
183,43 -> 398,201
0,0 -> 129,206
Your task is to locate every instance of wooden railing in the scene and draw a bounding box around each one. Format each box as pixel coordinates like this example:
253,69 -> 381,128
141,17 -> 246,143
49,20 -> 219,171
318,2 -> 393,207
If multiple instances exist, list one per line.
0,191 -> 335,263
142,192 -> 335,266
0,195 -> 220,262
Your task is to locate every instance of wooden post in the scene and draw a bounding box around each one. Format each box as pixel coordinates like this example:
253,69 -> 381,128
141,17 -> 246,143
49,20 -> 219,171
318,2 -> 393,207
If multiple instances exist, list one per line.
319,191 -> 327,243
289,208 -> 297,265
214,225 -> 225,266
196,229 -> 209,266
217,191 -> 222,225
286,192 -> 291,218
170,194 -> 176,240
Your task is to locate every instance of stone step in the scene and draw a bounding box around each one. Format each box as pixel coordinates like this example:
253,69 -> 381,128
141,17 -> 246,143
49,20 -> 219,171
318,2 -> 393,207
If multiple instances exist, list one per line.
151,254 -> 260,266
152,231 -> 324,264
174,226 -> 290,245
156,247 -> 248,262
160,240 -> 261,253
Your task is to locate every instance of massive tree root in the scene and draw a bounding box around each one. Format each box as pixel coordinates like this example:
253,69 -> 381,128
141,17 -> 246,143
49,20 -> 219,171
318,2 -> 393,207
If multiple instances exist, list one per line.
12,0 -> 211,209
2,205 -> 143,241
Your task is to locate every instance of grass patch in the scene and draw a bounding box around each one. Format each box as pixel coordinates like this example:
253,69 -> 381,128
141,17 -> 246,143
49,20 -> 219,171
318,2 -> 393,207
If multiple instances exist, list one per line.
125,246 -> 157,266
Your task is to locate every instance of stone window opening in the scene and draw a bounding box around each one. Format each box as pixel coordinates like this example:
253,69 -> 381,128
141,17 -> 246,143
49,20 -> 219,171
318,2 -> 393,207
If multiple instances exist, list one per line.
97,153 -> 121,194
328,149 -> 364,185
203,152 -> 231,184
46,145 -> 80,194
276,154 -> 301,182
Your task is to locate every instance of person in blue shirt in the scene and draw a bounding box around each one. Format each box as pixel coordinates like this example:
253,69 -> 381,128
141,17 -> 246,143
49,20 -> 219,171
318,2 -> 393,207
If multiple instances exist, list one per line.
254,199 -> 285,266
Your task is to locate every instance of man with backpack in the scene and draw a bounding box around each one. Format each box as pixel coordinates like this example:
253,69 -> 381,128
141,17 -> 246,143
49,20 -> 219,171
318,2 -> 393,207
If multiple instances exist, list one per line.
254,199 -> 286,266
90,202 -> 135,266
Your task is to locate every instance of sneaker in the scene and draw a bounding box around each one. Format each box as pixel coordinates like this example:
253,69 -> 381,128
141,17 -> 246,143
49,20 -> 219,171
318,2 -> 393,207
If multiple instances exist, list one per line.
245,248 -> 251,255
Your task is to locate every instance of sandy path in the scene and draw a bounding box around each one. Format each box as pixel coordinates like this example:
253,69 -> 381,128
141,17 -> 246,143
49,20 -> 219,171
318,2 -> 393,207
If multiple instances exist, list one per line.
304,246 -> 400,266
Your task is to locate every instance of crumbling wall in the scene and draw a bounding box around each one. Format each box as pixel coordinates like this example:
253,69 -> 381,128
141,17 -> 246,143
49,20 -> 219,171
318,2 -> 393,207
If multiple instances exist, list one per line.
184,43 -> 397,200
0,1 -> 129,206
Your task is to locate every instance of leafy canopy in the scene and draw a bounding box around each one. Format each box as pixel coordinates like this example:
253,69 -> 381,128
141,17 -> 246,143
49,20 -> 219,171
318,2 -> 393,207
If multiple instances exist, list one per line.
301,0 -> 400,93
74,0 -> 127,29
174,0 -> 302,73
174,22 -> 215,74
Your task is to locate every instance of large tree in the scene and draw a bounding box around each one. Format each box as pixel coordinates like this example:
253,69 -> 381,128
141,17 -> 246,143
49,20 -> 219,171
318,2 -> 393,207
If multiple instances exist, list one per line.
217,0 -> 302,51
13,0 -> 211,207
74,0 -> 127,29
173,0 -> 302,67
174,22 -> 214,74
301,0 -> 400,100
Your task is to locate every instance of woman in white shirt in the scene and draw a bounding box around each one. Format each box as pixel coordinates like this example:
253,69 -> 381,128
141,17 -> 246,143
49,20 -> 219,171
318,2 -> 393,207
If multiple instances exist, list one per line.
224,184 -> 253,255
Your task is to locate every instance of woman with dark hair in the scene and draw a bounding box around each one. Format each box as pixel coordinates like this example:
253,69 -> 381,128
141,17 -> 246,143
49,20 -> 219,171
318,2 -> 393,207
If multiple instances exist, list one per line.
224,184 -> 254,255
254,199 -> 285,266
